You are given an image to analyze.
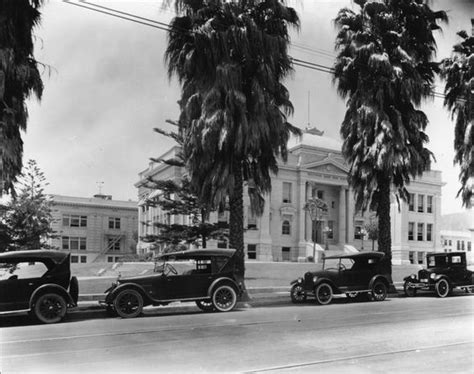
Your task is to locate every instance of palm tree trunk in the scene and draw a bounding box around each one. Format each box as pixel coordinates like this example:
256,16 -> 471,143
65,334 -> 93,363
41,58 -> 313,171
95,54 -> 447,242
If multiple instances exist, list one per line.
228,160 -> 245,277
377,175 -> 392,277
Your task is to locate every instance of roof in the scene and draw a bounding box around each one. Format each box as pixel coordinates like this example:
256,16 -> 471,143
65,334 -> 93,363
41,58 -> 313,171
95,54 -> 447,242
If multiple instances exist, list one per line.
323,252 -> 385,260
158,248 -> 237,259
288,132 -> 343,153
0,250 -> 69,264
50,194 -> 137,210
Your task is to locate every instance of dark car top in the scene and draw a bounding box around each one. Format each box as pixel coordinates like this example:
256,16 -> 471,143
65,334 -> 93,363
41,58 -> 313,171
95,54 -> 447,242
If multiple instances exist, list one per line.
323,252 -> 385,261
0,250 -> 69,268
158,248 -> 236,260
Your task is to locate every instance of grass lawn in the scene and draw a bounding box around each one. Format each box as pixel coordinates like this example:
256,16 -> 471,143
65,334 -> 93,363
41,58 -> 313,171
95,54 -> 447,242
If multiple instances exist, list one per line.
74,260 -> 422,295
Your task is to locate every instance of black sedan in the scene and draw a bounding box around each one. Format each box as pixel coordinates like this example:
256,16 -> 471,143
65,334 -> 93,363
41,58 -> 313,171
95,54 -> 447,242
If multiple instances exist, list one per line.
290,252 -> 392,305
103,248 -> 243,318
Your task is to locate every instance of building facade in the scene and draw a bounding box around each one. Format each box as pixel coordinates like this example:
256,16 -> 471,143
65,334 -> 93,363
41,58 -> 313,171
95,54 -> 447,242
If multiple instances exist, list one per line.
136,130 -> 444,265
440,207 -> 474,265
50,194 -> 138,263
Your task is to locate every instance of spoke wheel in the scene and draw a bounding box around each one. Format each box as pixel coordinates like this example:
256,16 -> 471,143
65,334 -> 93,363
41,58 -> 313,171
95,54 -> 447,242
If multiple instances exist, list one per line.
33,293 -> 67,324
212,285 -> 237,312
114,289 -> 144,318
404,281 -> 417,297
372,281 -> 387,301
315,283 -> 333,305
290,284 -> 307,303
196,299 -> 215,312
435,279 -> 450,298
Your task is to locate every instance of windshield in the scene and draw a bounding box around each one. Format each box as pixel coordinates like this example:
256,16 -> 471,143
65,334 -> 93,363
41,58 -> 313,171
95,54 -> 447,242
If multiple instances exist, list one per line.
427,255 -> 446,268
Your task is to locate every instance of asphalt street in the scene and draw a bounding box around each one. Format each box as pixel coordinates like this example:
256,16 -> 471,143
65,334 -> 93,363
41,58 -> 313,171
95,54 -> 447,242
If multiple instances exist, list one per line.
1,294 -> 473,373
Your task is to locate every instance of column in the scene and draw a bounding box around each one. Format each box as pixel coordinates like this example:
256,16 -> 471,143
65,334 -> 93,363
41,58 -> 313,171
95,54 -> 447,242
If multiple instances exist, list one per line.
297,180 -> 308,259
258,193 -> 273,261
338,186 -> 346,247
347,188 -> 355,244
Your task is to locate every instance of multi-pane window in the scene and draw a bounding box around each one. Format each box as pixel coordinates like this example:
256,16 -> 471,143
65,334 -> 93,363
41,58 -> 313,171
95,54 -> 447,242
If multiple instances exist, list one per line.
408,193 -> 415,211
108,238 -> 121,251
426,224 -> 433,241
62,214 -> 87,227
247,244 -> 257,260
417,252 -> 424,264
462,241 -> 465,251
457,240 -> 460,251
408,222 -> 414,241
282,220 -> 291,235
80,256 -> 87,263
108,217 -> 121,229
417,195 -> 424,213
409,251 -> 415,264
247,208 -> 257,229
282,182 -> 292,203
468,242 -> 472,252
427,196 -> 433,213
71,256 -> 79,263
417,223 -> 424,241
62,236 -> 87,251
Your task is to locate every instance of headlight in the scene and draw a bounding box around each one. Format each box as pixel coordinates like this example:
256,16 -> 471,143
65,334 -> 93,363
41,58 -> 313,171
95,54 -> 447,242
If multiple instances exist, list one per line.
297,278 -> 303,284
313,276 -> 318,283
410,274 -> 416,279
430,273 -> 436,280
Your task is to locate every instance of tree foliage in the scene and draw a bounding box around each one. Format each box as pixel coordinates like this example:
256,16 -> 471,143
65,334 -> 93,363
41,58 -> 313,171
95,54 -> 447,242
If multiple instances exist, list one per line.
440,30 -> 474,207
165,0 -> 301,275
2,159 -> 56,250
0,0 -> 45,196
333,0 -> 447,273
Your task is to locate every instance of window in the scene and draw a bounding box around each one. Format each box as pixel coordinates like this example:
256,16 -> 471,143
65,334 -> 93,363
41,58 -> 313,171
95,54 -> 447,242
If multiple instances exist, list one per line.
282,220 -> 291,235
408,193 -> 415,211
317,190 -> 324,200
282,182 -> 292,203
217,239 -> 227,249
408,222 -> 414,241
80,256 -> 87,263
417,252 -> 424,265
462,241 -> 465,251
418,195 -> 424,213
443,239 -> 447,246
282,247 -> 291,261
0,261 -> 49,280
247,244 -> 257,260
108,238 -> 121,251
247,208 -> 257,229
62,214 -> 87,227
427,196 -> 433,213
327,220 -> 334,239
409,251 -> 415,264
426,224 -> 433,241
108,217 -> 121,229
62,236 -> 87,251
354,220 -> 364,239
457,240 -> 460,251
417,223 -> 424,241
468,242 -> 472,252
71,256 -> 79,263
449,240 -> 452,246
451,255 -> 462,264
107,256 -> 114,263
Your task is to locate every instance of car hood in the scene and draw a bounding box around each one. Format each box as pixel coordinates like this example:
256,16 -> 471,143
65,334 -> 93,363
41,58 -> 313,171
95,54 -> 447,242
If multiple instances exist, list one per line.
117,273 -> 161,284
306,270 -> 339,279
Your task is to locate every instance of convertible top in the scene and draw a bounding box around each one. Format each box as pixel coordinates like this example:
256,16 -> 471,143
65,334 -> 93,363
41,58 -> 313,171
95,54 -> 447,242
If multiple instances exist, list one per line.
323,251 -> 385,260
157,248 -> 237,260
0,250 -> 69,264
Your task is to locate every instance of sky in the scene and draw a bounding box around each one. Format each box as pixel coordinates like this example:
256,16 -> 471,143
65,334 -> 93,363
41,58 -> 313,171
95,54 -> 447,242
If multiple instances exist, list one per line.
21,0 -> 474,214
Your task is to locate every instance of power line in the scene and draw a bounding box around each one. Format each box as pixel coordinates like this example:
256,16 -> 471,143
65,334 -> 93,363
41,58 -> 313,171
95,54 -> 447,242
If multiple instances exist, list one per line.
64,0 -> 453,102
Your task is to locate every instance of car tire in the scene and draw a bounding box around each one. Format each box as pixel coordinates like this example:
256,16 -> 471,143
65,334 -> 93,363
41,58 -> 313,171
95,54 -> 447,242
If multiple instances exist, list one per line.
315,283 -> 333,305
33,293 -> 67,324
435,278 -> 450,298
290,284 -> 307,304
196,300 -> 215,312
113,289 -> 144,318
211,285 -> 237,312
403,281 -> 417,297
371,281 -> 387,301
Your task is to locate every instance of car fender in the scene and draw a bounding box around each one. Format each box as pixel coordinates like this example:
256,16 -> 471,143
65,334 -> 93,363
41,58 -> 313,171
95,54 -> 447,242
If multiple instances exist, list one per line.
369,275 -> 390,290
30,284 -> 74,309
105,283 -> 150,304
313,278 -> 337,292
207,277 -> 240,297
433,274 -> 450,283
403,275 -> 418,283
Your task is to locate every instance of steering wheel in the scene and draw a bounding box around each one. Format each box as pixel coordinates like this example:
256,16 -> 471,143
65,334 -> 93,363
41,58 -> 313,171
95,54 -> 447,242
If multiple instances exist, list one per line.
165,263 -> 178,275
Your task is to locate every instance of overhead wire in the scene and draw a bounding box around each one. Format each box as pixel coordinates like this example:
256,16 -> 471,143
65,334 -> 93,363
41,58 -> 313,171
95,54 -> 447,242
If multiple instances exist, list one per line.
64,0 -> 454,102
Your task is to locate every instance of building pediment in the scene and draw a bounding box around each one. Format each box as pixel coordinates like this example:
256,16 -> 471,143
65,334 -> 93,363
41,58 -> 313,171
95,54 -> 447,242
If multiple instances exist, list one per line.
304,155 -> 349,176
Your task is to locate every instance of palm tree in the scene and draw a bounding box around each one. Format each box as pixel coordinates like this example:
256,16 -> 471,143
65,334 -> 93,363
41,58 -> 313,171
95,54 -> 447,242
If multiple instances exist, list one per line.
165,0 -> 300,276
0,0 -> 45,196
440,30 -> 474,207
333,0 -> 447,274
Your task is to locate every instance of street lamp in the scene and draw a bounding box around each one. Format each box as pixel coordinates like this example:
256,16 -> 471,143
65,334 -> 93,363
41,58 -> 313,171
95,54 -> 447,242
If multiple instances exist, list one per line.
323,226 -> 332,251
304,197 -> 328,262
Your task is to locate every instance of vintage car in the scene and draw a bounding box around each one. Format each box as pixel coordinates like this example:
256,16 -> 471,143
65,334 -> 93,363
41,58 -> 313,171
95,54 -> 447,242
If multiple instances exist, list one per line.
0,250 -> 79,323
404,252 -> 474,297
290,252 -> 392,305
102,248 -> 243,318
